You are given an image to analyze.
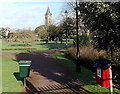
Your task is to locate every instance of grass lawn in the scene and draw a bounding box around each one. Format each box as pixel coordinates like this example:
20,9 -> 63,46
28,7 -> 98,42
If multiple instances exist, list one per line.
0,40 -> 2,93
0,56 -> 2,93
1,39 -> 73,53
0,39 -> 74,92
53,50 -> 120,94
1,57 -> 22,92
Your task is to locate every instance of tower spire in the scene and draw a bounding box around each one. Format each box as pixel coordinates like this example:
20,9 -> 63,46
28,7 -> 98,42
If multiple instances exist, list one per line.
46,7 -> 50,14
45,7 -> 52,26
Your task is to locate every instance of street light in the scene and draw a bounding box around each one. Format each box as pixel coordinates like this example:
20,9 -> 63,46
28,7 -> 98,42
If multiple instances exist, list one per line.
75,0 -> 81,72
65,10 -> 68,47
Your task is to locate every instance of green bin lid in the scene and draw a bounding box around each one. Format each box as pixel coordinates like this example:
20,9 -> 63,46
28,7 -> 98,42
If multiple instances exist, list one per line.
19,60 -> 31,66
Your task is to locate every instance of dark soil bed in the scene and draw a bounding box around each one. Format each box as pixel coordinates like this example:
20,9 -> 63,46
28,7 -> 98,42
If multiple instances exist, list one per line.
2,48 -> 36,50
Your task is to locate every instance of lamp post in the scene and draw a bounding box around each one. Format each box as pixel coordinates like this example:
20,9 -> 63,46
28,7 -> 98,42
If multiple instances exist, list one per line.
75,0 -> 81,72
65,10 -> 68,47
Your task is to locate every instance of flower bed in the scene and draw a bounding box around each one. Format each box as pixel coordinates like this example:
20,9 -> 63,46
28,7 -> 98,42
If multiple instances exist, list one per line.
2,48 -> 36,50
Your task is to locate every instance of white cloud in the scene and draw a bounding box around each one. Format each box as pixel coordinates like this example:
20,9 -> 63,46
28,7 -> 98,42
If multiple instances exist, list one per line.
0,1 -> 64,30
0,0 -> 119,3
0,0 -> 66,2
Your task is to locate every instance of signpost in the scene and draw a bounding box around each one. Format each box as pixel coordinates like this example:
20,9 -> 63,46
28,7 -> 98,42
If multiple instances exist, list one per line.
109,66 -> 113,94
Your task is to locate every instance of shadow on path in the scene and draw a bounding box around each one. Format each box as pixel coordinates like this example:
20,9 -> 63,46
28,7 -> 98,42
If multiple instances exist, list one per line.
15,49 -> 89,94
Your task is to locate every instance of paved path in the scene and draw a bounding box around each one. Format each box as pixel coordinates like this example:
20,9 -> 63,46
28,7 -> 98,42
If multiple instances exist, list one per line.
1,49 -> 89,94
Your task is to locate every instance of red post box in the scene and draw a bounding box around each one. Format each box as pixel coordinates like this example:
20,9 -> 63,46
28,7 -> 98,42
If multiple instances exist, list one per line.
94,59 -> 111,88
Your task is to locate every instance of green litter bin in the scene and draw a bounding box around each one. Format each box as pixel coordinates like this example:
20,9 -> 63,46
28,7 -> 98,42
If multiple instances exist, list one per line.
19,60 -> 31,78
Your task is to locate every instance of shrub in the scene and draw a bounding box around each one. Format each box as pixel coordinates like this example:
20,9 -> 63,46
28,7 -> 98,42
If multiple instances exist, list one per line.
8,30 -> 39,42
80,45 -> 106,60
66,44 -> 106,60
65,44 -> 106,71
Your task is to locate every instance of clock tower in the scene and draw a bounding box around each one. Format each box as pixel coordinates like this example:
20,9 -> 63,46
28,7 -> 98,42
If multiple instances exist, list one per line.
45,7 -> 52,26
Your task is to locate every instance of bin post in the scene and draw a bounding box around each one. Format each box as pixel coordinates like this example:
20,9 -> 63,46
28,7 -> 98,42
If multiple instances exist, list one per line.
109,65 -> 113,94
24,78 -> 26,86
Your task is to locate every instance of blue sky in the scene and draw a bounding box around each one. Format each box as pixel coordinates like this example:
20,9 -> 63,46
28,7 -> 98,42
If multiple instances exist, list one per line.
0,0 -> 68,30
